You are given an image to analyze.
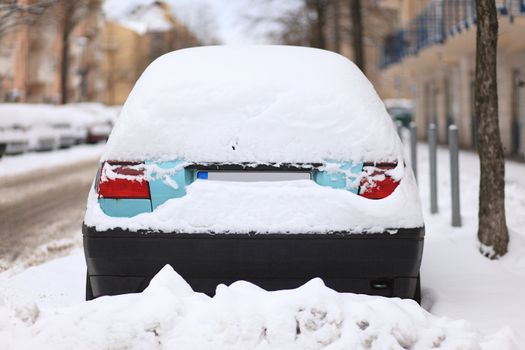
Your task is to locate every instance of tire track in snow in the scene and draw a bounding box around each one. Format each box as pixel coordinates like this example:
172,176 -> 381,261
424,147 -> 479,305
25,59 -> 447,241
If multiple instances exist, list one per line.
0,159 -> 99,268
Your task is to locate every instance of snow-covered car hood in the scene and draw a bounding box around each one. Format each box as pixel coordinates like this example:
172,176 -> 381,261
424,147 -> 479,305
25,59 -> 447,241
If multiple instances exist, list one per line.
103,45 -> 403,164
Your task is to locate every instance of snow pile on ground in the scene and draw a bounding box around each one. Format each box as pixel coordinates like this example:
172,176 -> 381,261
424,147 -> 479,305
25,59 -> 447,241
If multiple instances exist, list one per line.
104,46 -> 402,164
410,141 -> 525,341
85,168 -> 423,233
0,265 -> 520,350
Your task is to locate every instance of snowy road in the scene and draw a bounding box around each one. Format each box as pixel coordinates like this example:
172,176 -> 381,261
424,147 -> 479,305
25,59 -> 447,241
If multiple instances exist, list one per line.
0,147 -> 103,270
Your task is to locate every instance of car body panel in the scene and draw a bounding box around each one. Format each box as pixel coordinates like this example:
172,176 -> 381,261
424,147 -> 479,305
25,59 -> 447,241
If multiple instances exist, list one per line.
84,224 -> 424,299
146,160 -> 194,210
99,198 -> 152,217
312,161 -> 363,193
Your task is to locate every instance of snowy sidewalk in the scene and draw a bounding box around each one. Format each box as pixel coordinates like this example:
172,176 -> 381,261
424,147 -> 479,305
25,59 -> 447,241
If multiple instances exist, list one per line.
415,143 -> 525,342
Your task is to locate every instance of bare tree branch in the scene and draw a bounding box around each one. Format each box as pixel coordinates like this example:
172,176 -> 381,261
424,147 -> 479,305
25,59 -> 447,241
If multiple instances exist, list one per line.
0,0 -> 57,37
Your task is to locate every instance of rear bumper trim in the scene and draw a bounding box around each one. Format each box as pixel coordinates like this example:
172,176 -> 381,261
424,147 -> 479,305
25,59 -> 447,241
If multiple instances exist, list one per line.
83,224 -> 424,299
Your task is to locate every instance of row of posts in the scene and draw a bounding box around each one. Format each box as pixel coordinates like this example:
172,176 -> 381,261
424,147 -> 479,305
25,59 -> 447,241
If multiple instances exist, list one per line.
397,121 -> 461,227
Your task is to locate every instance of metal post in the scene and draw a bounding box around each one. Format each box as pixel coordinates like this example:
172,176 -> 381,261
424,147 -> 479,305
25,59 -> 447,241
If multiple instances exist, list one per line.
449,125 -> 462,226
409,122 -> 417,180
428,123 -> 438,213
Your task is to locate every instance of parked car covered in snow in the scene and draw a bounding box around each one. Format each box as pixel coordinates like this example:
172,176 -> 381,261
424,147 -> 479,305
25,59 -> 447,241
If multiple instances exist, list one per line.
0,124 -> 29,156
0,105 -> 31,155
83,46 -> 424,302
384,99 -> 414,127
72,103 -> 117,143
16,105 -> 59,151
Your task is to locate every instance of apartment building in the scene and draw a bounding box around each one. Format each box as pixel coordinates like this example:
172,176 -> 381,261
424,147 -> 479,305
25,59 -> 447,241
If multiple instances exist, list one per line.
0,0 -> 198,106
0,0 -> 105,103
102,1 -> 199,105
379,0 -> 525,158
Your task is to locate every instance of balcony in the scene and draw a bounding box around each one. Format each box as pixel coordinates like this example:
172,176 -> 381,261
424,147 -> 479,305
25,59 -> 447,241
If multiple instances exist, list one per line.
380,0 -> 525,69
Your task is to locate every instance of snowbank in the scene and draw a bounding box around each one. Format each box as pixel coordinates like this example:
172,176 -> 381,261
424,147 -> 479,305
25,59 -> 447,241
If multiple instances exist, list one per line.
0,144 -> 105,177
104,46 -> 402,164
1,265 -> 520,350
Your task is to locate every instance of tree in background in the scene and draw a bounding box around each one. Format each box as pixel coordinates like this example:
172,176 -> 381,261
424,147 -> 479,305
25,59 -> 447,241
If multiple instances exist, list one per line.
474,0 -> 509,258
0,0 -> 55,38
264,0 -> 392,74
56,0 -> 95,104
349,0 -> 364,72
305,0 -> 328,49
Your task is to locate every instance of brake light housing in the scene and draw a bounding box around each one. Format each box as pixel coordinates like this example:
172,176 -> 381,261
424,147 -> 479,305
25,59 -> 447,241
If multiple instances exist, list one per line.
359,162 -> 400,199
97,162 -> 150,199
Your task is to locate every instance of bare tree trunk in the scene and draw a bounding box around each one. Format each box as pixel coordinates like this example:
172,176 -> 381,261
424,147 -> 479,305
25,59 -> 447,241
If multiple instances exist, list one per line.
332,0 -> 341,53
475,0 -> 508,258
310,0 -> 326,49
60,12 -> 71,105
350,0 -> 364,72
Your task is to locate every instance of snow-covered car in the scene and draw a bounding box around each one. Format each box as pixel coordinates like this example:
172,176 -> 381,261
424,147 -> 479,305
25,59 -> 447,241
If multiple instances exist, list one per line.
48,122 -> 76,148
384,99 -> 414,127
22,105 -> 60,151
0,124 -> 30,156
86,121 -> 112,144
83,46 -> 424,302
0,106 -> 31,156
28,124 -> 59,151
69,103 -> 117,144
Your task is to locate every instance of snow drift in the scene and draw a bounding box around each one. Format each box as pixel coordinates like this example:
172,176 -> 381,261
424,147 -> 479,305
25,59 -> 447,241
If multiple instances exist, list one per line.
0,265 -> 519,350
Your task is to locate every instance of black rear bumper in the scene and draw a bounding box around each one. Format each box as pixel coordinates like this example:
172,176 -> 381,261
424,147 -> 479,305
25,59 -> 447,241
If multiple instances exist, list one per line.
83,224 -> 424,300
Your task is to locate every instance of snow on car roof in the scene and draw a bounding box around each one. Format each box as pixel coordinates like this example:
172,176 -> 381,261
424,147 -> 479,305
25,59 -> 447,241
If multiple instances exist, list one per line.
103,45 -> 403,163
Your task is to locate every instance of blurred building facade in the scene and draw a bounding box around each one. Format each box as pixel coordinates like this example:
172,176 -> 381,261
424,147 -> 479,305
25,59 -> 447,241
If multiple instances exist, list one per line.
0,0 -> 198,106
102,1 -> 199,105
328,2 -> 399,99
0,0 -> 105,103
379,0 -> 525,158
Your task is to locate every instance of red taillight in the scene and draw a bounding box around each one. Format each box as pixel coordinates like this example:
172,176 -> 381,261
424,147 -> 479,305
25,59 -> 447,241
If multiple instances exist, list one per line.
97,161 -> 150,199
359,162 -> 400,199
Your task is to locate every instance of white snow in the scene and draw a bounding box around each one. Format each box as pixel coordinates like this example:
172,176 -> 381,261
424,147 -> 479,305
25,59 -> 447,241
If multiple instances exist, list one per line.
0,144 -> 105,177
1,145 -> 525,349
104,46 -> 403,164
0,258 -> 522,349
411,141 -> 525,342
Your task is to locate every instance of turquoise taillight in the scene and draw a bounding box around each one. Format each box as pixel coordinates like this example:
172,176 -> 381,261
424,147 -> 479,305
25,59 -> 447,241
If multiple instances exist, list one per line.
312,161 -> 363,194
